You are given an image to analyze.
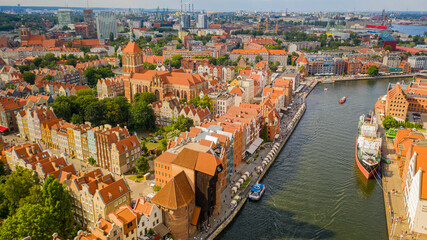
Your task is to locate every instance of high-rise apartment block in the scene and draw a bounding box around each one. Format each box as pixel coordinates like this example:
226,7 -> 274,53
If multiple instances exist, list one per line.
84,9 -> 97,38
96,12 -> 118,40
197,14 -> 208,29
58,9 -> 73,28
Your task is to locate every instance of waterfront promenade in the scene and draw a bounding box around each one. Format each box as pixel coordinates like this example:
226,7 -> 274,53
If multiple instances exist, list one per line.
377,116 -> 427,240
308,74 -> 415,83
189,80 -> 316,240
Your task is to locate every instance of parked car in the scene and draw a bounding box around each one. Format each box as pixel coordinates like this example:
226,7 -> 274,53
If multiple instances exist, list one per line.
149,139 -> 157,143
140,137 -> 146,141
413,113 -> 421,117
155,135 -> 164,140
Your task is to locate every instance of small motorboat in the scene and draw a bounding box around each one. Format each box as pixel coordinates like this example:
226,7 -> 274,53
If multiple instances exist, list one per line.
324,87 -> 328,91
339,96 -> 346,104
248,183 -> 265,201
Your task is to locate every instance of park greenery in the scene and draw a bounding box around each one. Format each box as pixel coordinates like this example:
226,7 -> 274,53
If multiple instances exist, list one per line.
51,89 -> 131,127
382,115 -> 422,130
84,66 -> 115,88
0,167 -> 76,239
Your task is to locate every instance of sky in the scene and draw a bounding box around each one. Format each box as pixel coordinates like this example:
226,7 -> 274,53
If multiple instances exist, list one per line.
0,0 -> 426,12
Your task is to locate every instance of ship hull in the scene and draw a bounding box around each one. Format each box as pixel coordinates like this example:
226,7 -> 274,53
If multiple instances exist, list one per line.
355,142 -> 379,179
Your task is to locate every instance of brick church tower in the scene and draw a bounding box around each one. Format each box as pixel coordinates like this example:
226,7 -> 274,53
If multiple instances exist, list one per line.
122,35 -> 144,76
122,32 -> 144,102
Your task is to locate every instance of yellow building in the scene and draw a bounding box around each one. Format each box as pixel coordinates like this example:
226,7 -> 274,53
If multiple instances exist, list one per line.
67,128 -> 76,157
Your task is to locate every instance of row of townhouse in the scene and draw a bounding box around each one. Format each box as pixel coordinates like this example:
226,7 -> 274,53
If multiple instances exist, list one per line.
297,54 -> 413,76
151,98 -> 211,127
96,77 -> 125,99
2,142 -> 133,230
0,78 -> 88,99
16,107 -> 141,175
75,57 -> 119,70
0,46 -> 84,61
75,197 -> 163,240
33,65 -> 85,85
230,48 -> 288,65
152,99 -> 280,238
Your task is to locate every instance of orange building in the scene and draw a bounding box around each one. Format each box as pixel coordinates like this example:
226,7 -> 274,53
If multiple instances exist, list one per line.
154,152 -> 177,187
121,40 -> 208,103
151,171 -> 196,240
385,78 -> 427,120
394,129 -> 425,176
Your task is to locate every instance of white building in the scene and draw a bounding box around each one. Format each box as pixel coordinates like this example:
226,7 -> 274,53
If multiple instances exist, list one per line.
133,198 -> 163,237
403,151 -> 427,235
197,14 -> 208,29
96,12 -> 118,40
408,56 -> 427,71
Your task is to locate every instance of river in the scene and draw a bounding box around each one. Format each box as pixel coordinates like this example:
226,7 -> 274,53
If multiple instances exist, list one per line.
218,79 -> 406,240
392,24 -> 427,36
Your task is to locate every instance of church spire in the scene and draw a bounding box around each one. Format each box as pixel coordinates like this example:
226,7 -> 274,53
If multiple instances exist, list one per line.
130,26 -> 134,43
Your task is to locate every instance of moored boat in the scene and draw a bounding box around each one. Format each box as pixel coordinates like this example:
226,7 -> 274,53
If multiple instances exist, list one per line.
339,96 -> 346,104
355,113 -> 382,179
248,183 -> 265,201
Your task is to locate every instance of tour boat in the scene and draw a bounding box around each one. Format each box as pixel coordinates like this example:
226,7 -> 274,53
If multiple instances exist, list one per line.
339,96 -> 347,104
249,183 -> 265,201
355,113 -> 382,179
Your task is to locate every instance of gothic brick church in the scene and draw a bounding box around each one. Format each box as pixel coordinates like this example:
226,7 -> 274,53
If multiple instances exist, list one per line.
122,41 -> 208,103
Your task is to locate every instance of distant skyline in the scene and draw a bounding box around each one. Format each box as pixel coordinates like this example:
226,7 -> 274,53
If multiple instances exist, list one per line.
1,0 -> 427,12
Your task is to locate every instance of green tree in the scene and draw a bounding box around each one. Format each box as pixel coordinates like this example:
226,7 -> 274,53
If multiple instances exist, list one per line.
160,139 -> 168,151
85,101 -> 107,126
42,74 -> 52,81
134,92 -> 157,104
130,101 -> 156,131
367,65 -> 379,76
84,67 -> 114,88
135,156 -> 150,175
384,45 -> 392,51
76,89 -> 95,96
33,57 -> 42,67
66,39 -> 73,48
143,61 -> 157,70
42,175 -> 75,239
0,161 -> 6,177
22,71 -> 36,84
70,113 -> 84,124
382,115 -> 398,129
65,58 -> 77,67
255,55 -> 263,63
200,94 -> 211,109
112,96 -> 131,125
171,54 -> 183,68
109,32 -> 115,42
141,141 -> 148,156
88,156 -> 96,165
51,96 -> 75,122
17,65 -> 29,73
1,166 -> 40,216
0,204 -> 55,240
